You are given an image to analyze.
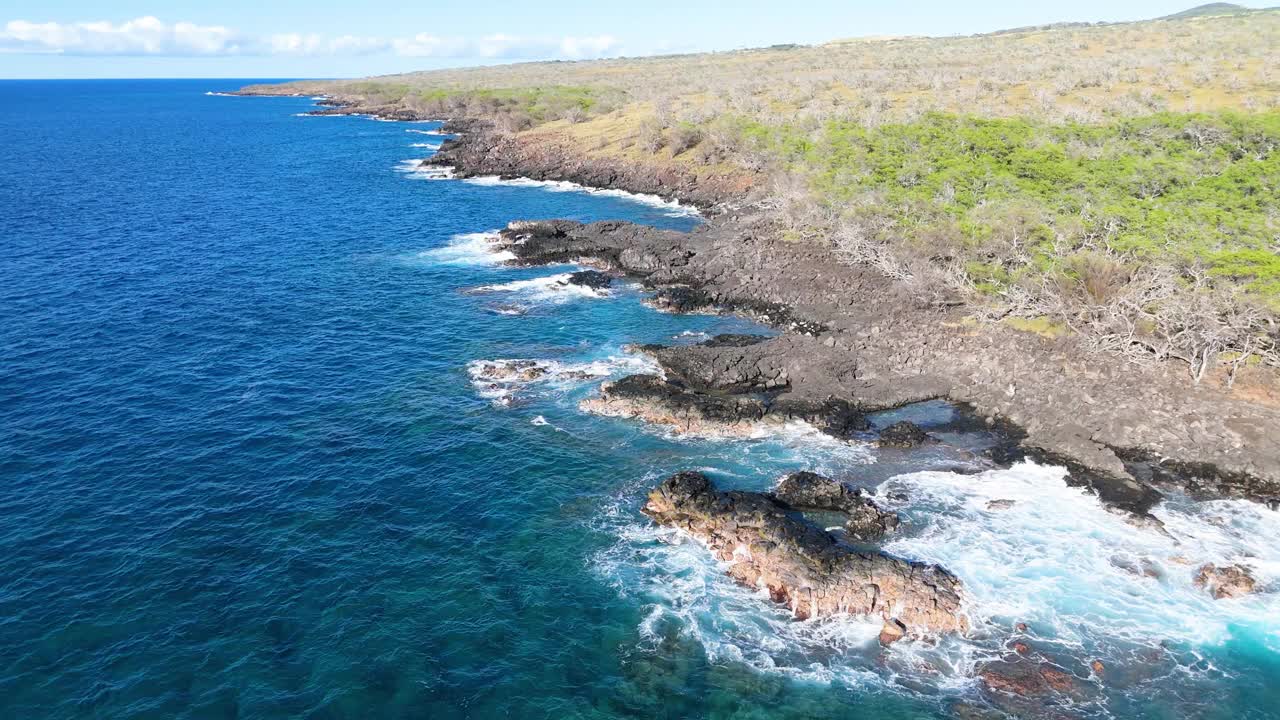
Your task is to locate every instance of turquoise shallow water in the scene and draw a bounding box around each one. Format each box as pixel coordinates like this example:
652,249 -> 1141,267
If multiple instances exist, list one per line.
2,81 -> 1278,719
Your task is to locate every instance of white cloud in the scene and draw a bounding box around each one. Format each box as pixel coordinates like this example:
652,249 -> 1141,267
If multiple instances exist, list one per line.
268,33 -> 389,56
0,16 -> 622,60
391,34 -> 470,58
0,16 -> 249,56
558,35 -> 619,59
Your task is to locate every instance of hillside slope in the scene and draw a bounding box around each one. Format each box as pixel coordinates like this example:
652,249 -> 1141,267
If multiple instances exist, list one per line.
243,10 -> 1280,385
1163,3 -> 1253,19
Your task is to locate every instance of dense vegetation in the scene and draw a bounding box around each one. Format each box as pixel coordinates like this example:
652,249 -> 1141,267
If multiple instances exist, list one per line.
752,111 -> 1280,379
252,9 -> 1280,381
331,82 -> 620,130
755,112 -> 1279,298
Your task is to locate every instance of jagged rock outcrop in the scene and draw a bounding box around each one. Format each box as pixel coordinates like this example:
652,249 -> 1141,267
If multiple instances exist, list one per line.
642,471 -> 968,637
582,374 -> 868,437
583,329 -> 873,438
1194,563 -> 1257,598
472,359 -> 547,382
698,333 -> 773,348
561,270 -> 612,290
475,218 -> 1280,513
428,121 -> 759,208
877,421 -> 934,449
583,374 -> 768,436
979,658 -> 1083,698
771,471 -> 900,540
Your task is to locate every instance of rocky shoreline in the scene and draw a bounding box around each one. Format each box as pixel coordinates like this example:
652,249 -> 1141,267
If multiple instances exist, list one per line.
643,471 -> 966,639
232,90 -> 758,209
480,218 -> 1280,517
221,91 -> 1279,714
428,119 -> 757,210
243,94 -> 1276,527
230,98 -> 1280,519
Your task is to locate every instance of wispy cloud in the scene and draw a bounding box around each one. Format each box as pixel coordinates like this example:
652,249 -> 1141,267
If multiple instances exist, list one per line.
390,32 -> 619,60
0,17 -> 250,56
0,16 -> 621,60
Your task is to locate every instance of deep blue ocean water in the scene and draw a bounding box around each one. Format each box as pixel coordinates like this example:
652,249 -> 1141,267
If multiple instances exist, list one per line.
2,80 -> 1278,720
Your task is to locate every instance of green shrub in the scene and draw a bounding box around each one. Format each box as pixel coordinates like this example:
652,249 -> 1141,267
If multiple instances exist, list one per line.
742,110 -> 1280,305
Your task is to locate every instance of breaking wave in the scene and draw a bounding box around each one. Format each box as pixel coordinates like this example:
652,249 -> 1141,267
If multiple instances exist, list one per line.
415,231 -> 513,266
590,455 -> 1280,710
468,355 -> 659,406
396,159 -> 455,180
879,463 -> 1280,652
468,273 -> 612,305
460,175 -> 699,218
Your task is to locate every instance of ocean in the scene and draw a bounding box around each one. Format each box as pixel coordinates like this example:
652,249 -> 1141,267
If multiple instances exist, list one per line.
1,80 -> 1277,719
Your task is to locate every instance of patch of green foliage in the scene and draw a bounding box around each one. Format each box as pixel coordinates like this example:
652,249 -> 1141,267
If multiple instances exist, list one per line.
410,85 -> 605,122
335,82 -> 613,124
742,111 -> 1280,304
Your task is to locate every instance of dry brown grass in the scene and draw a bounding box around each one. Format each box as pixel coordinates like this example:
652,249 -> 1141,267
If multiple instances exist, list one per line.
264,12 -> 1279,131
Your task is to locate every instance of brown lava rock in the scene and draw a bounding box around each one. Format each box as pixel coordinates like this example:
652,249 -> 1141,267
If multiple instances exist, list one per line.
642,471 -> 968,637
771,471 -> 900,541
1194,563 -> 1257,599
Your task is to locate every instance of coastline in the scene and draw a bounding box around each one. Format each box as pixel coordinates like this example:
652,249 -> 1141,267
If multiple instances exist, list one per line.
231,90 -> 760,210
245,91 -> 1280,515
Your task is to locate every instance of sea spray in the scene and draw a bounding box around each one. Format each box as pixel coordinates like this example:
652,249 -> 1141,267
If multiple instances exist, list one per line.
460,175 -> 699,218
469,273 -> 613,305
415,231 -> 513,266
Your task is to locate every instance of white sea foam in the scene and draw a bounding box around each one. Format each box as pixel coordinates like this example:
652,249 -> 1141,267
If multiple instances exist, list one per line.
204,91 -> 239,97
460,175 -> 700,217
390,155 -> 695,217
488,304 -> 527,316
396,159 -> 455,181
590,458 -> 1280,696
406,128 -> 450,136
878,462 -> 1280,655
409,142 -> 441,149
470,273 -> 611,304
416,231 -> 513,266
591,475 -> 967,690
468,355 -> 658,406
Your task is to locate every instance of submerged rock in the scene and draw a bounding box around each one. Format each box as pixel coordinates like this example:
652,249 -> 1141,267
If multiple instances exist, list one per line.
877,421 -> 933,449
771,471 -> 900,541
1194,563 -> 1257,599
978,658 -> 1084,699
1109,554 -> 1163,580
472,359 -> 548,382
642,471 -> 968,636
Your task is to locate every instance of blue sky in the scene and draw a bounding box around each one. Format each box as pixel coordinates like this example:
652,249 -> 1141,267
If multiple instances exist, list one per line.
0,1 -> 1255,79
